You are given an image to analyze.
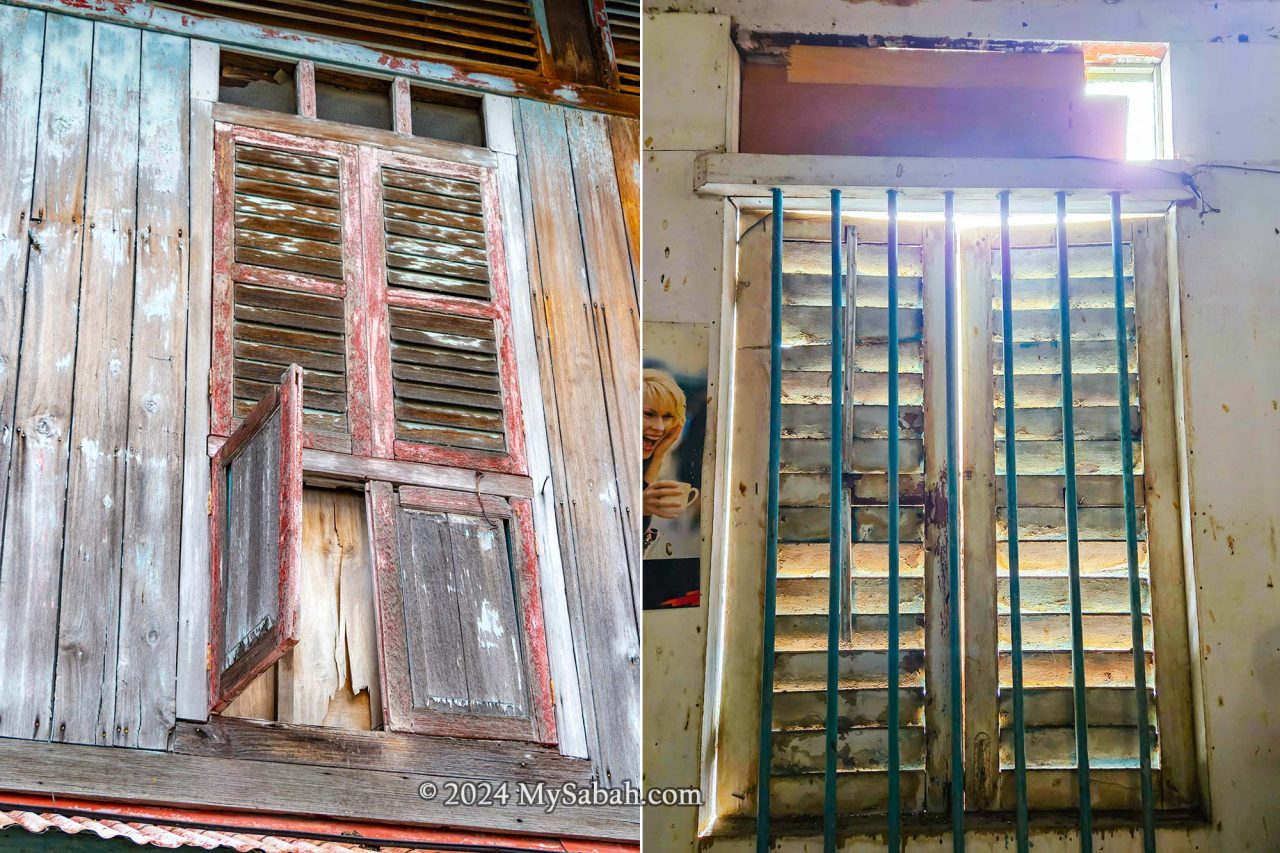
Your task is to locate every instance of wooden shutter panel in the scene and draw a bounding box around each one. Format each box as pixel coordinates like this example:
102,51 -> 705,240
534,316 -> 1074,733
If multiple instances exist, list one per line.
364,148 -> 527,475
604,0 -> 640,95
988,221 -> 1157,809
767,217 -> 929,816
213,123 -> 364,453
368,482 -> 555,743
209,365 -> 304,713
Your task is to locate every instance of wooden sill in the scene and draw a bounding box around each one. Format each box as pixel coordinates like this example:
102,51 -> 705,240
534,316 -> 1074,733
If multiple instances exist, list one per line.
174,717 -> 589,785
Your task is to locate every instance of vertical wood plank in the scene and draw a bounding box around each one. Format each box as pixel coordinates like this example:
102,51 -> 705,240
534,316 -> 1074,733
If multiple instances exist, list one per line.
114,31 -> 190,749
450,513 -> 527,717
0,7 -> 45,602
391,77 -> 412,135
517,100 -> 639,783
493,141 -> 587,755
52,21 -> 142,747
605,114 -> 640,294
564,109 -> 642,607
296,59 -> 316,119
0,11 -> 93,742
367,480 -> 414,731
960,230 -> 999,809
919,223 -> 952,811
176,47 -> 218,723
1134,217 -> 1197,808
481,95 -> 517,156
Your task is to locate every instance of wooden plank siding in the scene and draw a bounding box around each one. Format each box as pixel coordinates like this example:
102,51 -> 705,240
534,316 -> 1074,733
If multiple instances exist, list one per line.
0,7 -> 641,835
515,100 -> 641,784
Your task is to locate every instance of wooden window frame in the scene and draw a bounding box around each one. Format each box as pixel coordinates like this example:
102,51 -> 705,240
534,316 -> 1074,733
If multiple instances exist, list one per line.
206,102 -> 551,746
208,365 -> 305,713
368,482 -> 557,743
706,203 -> 1201,835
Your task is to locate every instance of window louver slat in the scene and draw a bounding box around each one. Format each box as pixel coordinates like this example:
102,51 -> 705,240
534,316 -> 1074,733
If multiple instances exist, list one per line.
993,226 -> 1158,788
769,218 -> 927,815
157,0 -> 542,73
605,0 -> 640,95
383,167 -> 492,300
389,305 -> 507,452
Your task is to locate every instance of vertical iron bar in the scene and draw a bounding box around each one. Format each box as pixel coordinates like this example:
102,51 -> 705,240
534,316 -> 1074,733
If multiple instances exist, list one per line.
756,188 -> 784,853
942,192 -> 964,852
1111,192 -> 1156,852
823,189 -> 844,851
886,190 -> 902,853
1057,191 -> 1093,851
999,191 -> 1030,851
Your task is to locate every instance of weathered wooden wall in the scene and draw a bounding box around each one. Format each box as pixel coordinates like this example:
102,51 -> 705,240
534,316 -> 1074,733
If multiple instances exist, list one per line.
515,101 -> 642,784
0,5 -> 190,749
0,4 -> 641,791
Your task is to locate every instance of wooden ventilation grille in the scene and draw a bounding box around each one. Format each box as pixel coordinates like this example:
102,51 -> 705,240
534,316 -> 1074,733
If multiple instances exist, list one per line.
768,217 -> 928,816
232,283 -> 348,436
389,305 -> 506,453
991,222 -> 1155,792
382,167 -> 491,300
233,143 -> 344,280
229,142 -> 349,436
156,0 -> 542,73
605,0 -> 640,95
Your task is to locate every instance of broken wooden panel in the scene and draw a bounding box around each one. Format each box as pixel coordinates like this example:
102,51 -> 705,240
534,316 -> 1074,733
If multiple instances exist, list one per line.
209,367 -> 304,714
604,0 -> 639,94
0,12 -> 93,743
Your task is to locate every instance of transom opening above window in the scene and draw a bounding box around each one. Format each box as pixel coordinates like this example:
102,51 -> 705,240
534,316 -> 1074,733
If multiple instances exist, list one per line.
218,50 -> 485,146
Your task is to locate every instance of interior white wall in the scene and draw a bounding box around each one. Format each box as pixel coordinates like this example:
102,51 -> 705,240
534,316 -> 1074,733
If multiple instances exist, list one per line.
642,3 -> 1280,850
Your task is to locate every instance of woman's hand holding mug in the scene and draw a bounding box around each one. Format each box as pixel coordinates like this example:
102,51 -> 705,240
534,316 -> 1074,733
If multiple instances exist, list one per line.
643,480 -> 700,519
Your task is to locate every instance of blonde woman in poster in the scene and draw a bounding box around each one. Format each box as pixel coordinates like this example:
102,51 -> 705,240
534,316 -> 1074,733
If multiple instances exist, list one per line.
642,366 -> 702,608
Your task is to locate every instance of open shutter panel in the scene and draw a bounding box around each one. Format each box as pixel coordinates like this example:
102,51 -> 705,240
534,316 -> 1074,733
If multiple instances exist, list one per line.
990,221 -> 1157,809
214,123 -> 364,453
765,217 -> 929,816
367,148 -> 527,475
209,365 -> 304,714
368,482 -> 555,743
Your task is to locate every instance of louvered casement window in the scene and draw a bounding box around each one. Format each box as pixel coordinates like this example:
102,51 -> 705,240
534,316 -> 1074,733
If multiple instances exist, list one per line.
212,123 -> 526,476
208,116 -> 549,741
749,210 -> 1196,822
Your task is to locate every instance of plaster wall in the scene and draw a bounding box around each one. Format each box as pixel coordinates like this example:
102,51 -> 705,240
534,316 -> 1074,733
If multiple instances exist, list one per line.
642,2 -> 1280,850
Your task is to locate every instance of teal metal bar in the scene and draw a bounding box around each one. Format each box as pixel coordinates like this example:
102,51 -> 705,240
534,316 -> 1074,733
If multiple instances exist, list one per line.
1111,192 -> 1156,852
823,189 -> 844,851
756,188 -> 784,853
942,192 -> 964,852
886,189 -> 902,853
999,191 -> 1030,852
1056,191 -> 1093,851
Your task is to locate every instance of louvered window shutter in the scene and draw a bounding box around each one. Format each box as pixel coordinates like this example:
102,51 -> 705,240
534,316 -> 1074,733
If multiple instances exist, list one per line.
209,365 -> 304,713
212,124 -> 364,453
364,148 -> 527,475
604,0 -> 640,95
368,482 -> 555,741
990,221 -> 1155,807
768,217 -> 930,815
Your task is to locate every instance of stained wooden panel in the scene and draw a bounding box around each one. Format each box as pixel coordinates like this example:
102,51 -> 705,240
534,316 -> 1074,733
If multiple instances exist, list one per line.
382,166 -> 492,299
604,0 -> 640,95
388,305 -> 507,452
395,507 -> 526,718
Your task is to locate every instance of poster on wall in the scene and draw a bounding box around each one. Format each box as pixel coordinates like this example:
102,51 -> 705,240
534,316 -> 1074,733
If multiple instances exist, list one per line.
642,321 -> 709,610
